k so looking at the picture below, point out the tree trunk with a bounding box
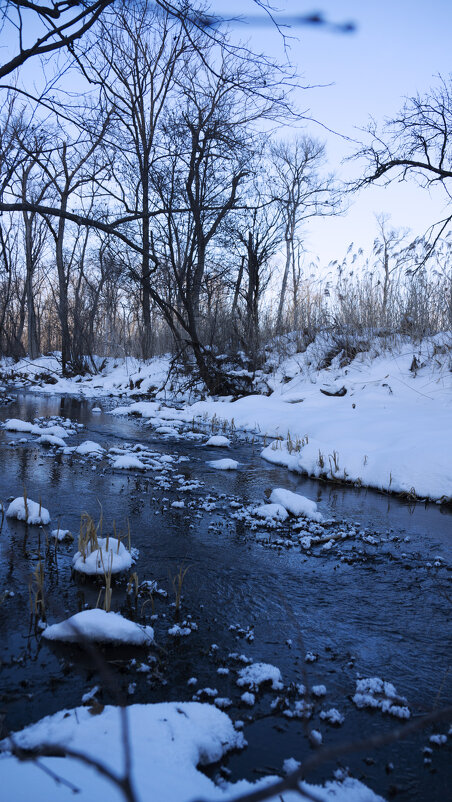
[23,212,40,359]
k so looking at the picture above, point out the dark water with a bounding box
[0,392,450,801]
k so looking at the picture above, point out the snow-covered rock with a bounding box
[204,435,230,447]
[72,536,133,575]
[237,662,283,692]
[50,528,73,542]
[112,454,146,470]
[6,497,50,525]
[74,440,104,456]
[36,434,66,447]
[42,609,154,645]
[207,458,239,470]
[254,502,289,521]
[269,488,322,522]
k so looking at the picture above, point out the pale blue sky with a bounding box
[212,0,452,267]
[4,0,451,269]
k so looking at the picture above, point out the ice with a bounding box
[72,537,134,575]
[269,488,322,521]
[6,497,50,525]
[42,609,154,645]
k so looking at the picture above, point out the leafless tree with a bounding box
[147,46,290,392]
[83,0,193,359]
[271,136,339,331]
[0,1,114,79]
[354,73,452,263]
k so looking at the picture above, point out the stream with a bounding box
[0,391,451,801]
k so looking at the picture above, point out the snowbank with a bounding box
[4,334,451,501]
[42,609,154,645]
[0,702,385,801]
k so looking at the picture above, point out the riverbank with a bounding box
[1,332,451,502]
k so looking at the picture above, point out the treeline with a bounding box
[0,1,450,392]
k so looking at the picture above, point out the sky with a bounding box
[209,0,452,269]
[3,0,451,273]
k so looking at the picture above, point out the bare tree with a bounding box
[85,1,192,359]
[148,47,289,392]
[0,1,114,79]
[231,182,283,368]
[271,136,339,331]
[354,74,452,263]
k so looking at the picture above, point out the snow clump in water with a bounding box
[7,497,50,525]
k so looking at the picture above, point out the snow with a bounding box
[6,497,50,525]
[42,609,154,645]
[112,454,146,470]
[207,458,239,470]
[168,624,192,637]
[353,677,410,719]
[104,333,449,503]
[254,502,289,521]
[237,662,283,691]
[309,729,323,746]
[72,537,134,575]
[204,435,230,447]
[50,528,72,542]
[269,488,322,521]
[0,699,386,801]
[4,335,451,503]
[320,708,344,725]
[429,733,447,745]
[4,418,39,433]
[74,440,105,456]
[35,433,66,447]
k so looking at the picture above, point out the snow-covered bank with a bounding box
[112,334,452,503]
[2,333,451,501]
[0,702,384,802]
[0,353,173,399]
